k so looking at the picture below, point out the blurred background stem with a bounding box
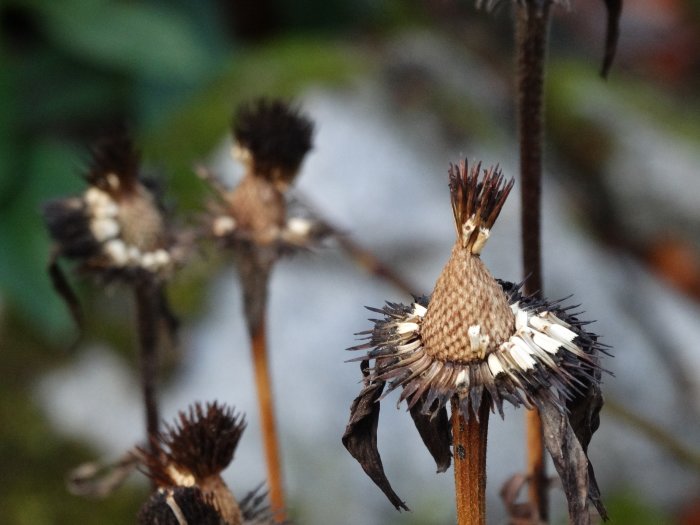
[515,1,552,521]
[134,280,161,466]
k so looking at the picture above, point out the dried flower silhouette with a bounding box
[43,131,181,288]
[42,130,183,450]
[197,97,322,522]
[139,402,281,525]
[343,160,609,524]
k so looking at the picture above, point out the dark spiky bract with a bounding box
[158,402,246,481]
[233,98,314,180]
[43,198,101,260]
[85,128,140,191]
[138,487,226,525]
[449,159,513,254]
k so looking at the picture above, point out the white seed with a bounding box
[153,249,170,267]
[510,337,536,370]
[127,245,141,263]
[471,227,490,254]
[103,239,128,266]
[548,323,577,343]
[141,251,157,270]
[412,303,428,317]
[212,216,236,236]
[396,322,419,334]
[488,353,505,377]
[455,369,469,388]
[287,217,313,237]
[532,332,562,355]
[84,187,110,208]
[515,307,529,331]
[468,325,481,351]
[91,200,119,219]
[528,315,547,332]
[90,217,120,241]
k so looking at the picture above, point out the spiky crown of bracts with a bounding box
[343,160,608,519]
[233,98,314,179]
[449,161,513,254]
[84,130,140,192]
[147,403,246,483]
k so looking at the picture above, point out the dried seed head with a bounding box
[42,131,179,281]
[344,160,609,517]
[141,403,247,525]
[232,98,314,185]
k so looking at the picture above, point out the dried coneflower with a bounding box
[343,160,609,525]
[42,130,184,450]
[139,402,282,525]
[198,98,321,521]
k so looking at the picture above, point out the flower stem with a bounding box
[250,315,286,522]
[515,1,552,521]
[451,397,490,525]
[134,281,161,464]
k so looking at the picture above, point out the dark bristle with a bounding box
[42,198,101,259]
[160,402,246,480]
[233,98,314,178]
[448,159,514,253]
[85,128,140,189]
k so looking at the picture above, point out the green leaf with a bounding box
[36,0,212,81]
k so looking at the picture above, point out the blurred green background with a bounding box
[2,1,700,524]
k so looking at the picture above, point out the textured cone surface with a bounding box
[422,245,514,363]
[227,176,285,245]
[117,186,166,250]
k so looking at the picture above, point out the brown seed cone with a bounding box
[226,175,286,246]
[116,185,167,251]
[422,245,514,363]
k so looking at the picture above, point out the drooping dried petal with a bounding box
[342,361,408,511]
[409,399,451,473]
[601,0,622,78]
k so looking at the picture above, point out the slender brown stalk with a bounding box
[134,281,161,462]
[451,397,490,525]
[250,315,286,522]
[515,1,553,521]
[293,192,417,296]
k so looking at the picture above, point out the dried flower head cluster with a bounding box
[43,132,180,282]
[344,160,608,519]
[140,402,279,525]
[204,98,327,252]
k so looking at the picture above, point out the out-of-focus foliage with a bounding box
[0,1,402,523]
